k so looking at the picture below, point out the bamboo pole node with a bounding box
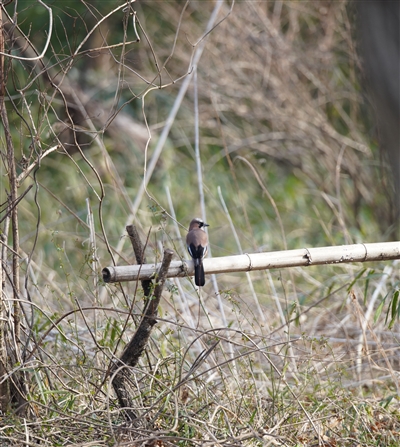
[303,247,312,265]
[244,252,252,271]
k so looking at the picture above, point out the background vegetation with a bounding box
[1,0,399,445]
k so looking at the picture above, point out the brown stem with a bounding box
[0,6,20,342]
[126,224,152,297]
[111,245,174,421]
[0,4,28,416]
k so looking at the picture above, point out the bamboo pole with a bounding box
[102,241,400,283]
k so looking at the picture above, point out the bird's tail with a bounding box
[194,260,205,287]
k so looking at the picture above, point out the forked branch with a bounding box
[109,225,174,421]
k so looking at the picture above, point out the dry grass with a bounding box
[1,1,399,446]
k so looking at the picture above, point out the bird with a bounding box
[186,217,209,287]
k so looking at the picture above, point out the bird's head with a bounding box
[189,217,209,230]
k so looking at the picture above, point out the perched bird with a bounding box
[186,217,209,287]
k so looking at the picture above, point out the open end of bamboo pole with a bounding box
[102,267,114,283]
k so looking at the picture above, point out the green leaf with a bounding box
[388,289,399,329]
[391,290,399,320]
[374,299,386,324]
[363,269,374,305]
[347,268,366,292]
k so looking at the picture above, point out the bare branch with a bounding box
[0,0,53,61]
